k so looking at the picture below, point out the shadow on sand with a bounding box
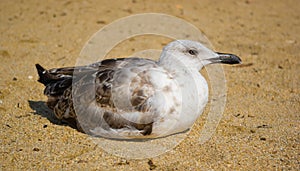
[28,100,62,125]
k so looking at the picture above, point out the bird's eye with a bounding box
[188,49,198,56]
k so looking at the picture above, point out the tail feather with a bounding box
[35,64,59,85]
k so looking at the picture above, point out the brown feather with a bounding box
[36,58,156,135]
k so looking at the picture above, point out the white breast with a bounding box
[147,68,208,137]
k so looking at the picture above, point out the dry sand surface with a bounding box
[0,0,299,170]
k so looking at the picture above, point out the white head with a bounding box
[159,40,241,70]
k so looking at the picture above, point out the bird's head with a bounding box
[159,40,241,70]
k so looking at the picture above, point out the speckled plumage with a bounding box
[36,40,241,139]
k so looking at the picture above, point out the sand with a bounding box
[0,0,299,170]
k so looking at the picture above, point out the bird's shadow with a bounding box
[28,100,63,126]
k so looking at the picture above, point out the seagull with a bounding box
[36,40,241,139]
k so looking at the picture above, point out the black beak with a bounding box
[216,52,242,64]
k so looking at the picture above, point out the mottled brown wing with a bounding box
[36,58,156,135]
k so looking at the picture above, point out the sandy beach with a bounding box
[0,0,299,170]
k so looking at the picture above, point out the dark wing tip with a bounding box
[35,63,52,85]
[35,64,46,74]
